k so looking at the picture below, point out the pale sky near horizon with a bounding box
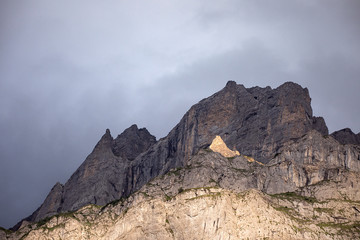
[1,0,359,228]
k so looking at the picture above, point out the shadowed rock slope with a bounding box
[10,81,359,236]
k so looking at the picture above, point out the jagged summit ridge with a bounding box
[111,124,156,160]
[61,125,156,210]
[165,80,329,164]
[331,127,360,145]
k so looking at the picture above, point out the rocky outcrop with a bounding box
[331,128,360,146]
[311,116,328,136]
[258,130,360,195]
[209,135,240,157]
[34,182,64,222]
[112,124,156,160]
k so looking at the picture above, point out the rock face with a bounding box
[259,130,360,196]
[112,124,157,160]
[331,128,360,146]
[137,131,360,201]
[164,81,328,165]
[11,81,358,235]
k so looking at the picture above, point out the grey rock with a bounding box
[331,128,360,145]
[60,129,125,212]
[311,116,328,136]
[162,81,327,165]
[33,182,64,222]
[59,125,156,212]
[112,124,156,160]
[258,130,360,195]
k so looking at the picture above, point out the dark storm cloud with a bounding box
[0,0,359,228]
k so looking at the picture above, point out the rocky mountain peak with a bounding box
[103,128,112,139]
[209,135,240,157]
[93,128,113,151]
[112,124,156,160]
[277,81,307,91]
[166,81,328,164]
[331,128,360,145]
[105,128,111,135]
[311,116,329,135]
[225,80,237,89]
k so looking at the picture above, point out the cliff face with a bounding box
[135,131,360,202]
[12,81,356,234]
[164,81,328,165]
[259,130,360,196]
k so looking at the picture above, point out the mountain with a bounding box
[331,128,360,145]
[3,81,360,239]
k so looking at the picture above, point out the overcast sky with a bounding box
[1,0,359,228]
